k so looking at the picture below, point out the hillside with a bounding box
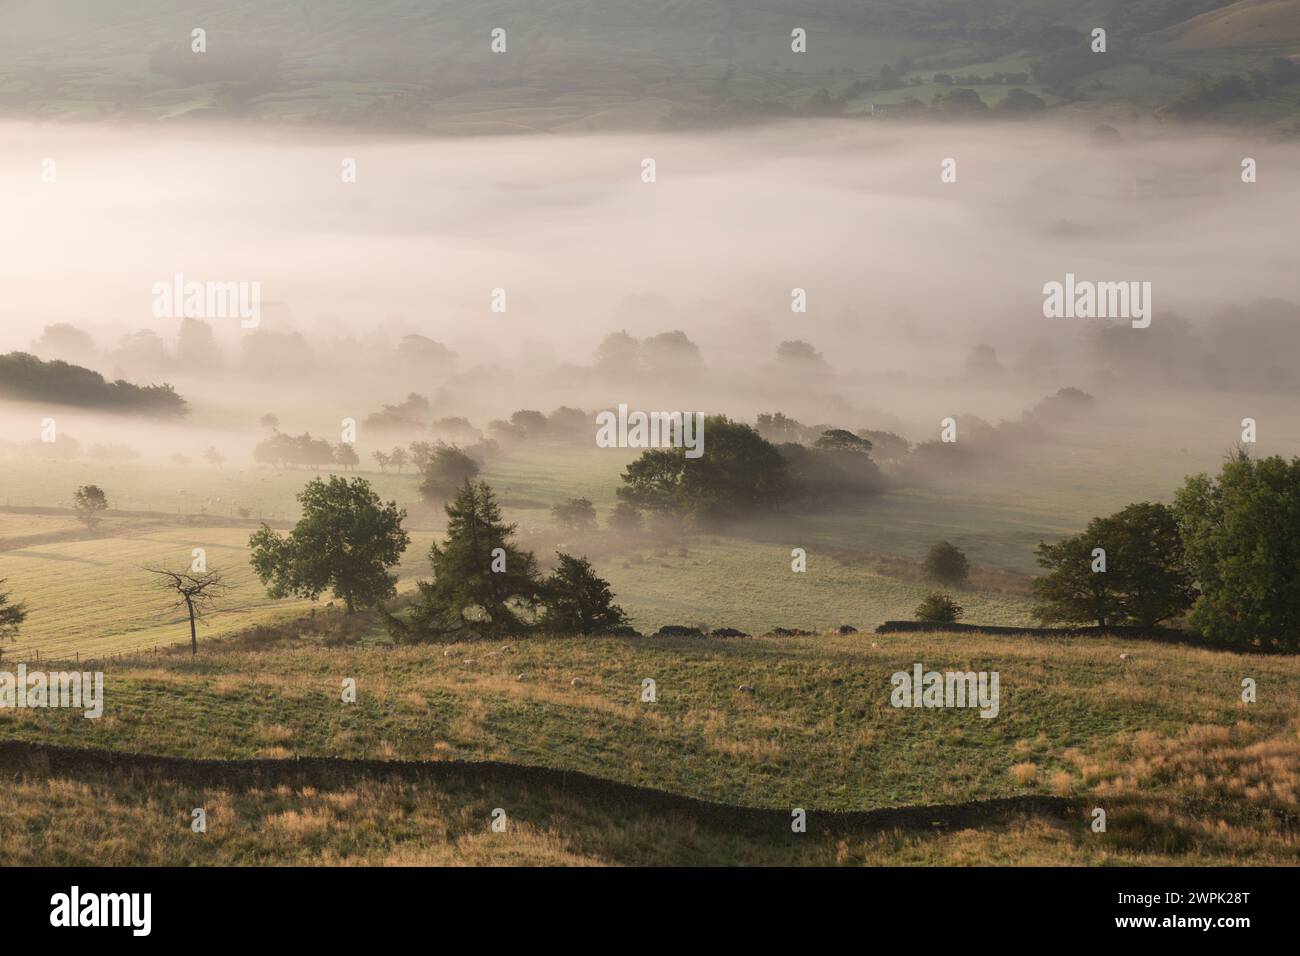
[1,0,1296,129]
[1158,0,1300,52]
[0,619,1295,864]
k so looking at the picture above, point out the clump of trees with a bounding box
[779,429,885,505]
[617,416,890,519]
[1031,455,1300,652]
[252,431,338,469]
[363,393,432,432]
[618,416,792,520]
[0,352,187,416]
[925,541,969,586]
[250,476,409,614]
[388,480,626,641]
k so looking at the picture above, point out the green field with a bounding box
[0,426,1236,657]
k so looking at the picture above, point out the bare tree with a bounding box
[144,567,228,655]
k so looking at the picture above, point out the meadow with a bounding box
[0,420,1219,657]
[0,619,1295,865]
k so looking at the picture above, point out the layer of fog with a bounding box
[2,118,1298,465]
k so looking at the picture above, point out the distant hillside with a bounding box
[1157,0,1300,51]
[0,0,1296,129]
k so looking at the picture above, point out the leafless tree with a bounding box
[143,567,228,655]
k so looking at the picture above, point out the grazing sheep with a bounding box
[739,684,755,693]
[1119,653,1131,660]
[516,673,527,682]
[571,677,583,688]
[463,658,477,665]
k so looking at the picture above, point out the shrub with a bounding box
[915,592,963,623]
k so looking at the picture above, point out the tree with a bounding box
[510,409,548,437]
[396,334,455,371]
[1174,455,1300,651]
[925,541,970,586]
[1033,502,1193,628]
[594,330,640,375]
[547,406,589,440]
[394,480,541,640]
[996,88,1046,113]
[143,567,228,655]
[72,485,108,529]
[915,592,962,624]
[540,554,628,633]
[389,446,409,474]
[1032,534,1117,627]
[0,579,28,646]
[32,323,96,363]
[607,501,644,533]
[372,450,391,473]
[260,413,280,431]
[334,442,359,471]
[202,446,225,468]
[408,440,435,471]
[933,88,987,113]
[552,497,597,532]
[814,429,873,453]
[177,317,223,369]
[418,444,480,502]
[249,476,409,614]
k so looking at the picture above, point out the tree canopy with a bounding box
[249,476,409,614]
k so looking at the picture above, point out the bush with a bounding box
[915,593,963,623]
[924,541,970,586]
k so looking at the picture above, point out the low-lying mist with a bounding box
[3,117,1298,477]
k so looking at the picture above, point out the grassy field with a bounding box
[0,619,1295,864]
[0,429,1226,656]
